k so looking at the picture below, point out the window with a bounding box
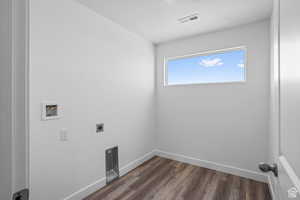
[164,47,246,86]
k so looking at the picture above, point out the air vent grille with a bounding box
[106,146,119,184]
[178,13,199,23]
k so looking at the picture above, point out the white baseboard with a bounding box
[63,150,156,200]
[119,150,156,177]
[64,149,269,200]
[155,149,268,183]
[63,177,106,200]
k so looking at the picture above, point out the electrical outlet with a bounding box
[60,128,68,141]
[96,123,104,133]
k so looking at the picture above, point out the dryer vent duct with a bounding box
[106,146,119,184]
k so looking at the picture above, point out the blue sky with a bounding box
[167,49,245,85]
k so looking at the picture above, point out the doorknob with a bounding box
[258,163,278,177]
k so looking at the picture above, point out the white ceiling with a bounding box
[76,0,273,44]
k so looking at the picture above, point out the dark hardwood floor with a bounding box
[84,156,271,200]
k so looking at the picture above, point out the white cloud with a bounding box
[199,58,223,67]
[238,63,245,68]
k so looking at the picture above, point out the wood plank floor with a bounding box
[84,156,271,200]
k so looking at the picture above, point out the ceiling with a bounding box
[76,0,273,44]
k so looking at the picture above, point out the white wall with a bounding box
[29,0,155,199]
[0,0,12,199]
[28,1,272,198]
[156,20,270,175]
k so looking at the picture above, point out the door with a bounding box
[0,0,13,199]
[272,0,300,199]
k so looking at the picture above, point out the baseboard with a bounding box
[63,150,156,200]
[119,150,156,177]
[63,177,106,200]
[64,149,268,200]
[155,149,268,183]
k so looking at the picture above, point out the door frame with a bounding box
[11,0,30,195]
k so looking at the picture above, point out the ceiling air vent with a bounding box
[178,13,199,23]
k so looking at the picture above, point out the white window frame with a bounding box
[164,46,247,87]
